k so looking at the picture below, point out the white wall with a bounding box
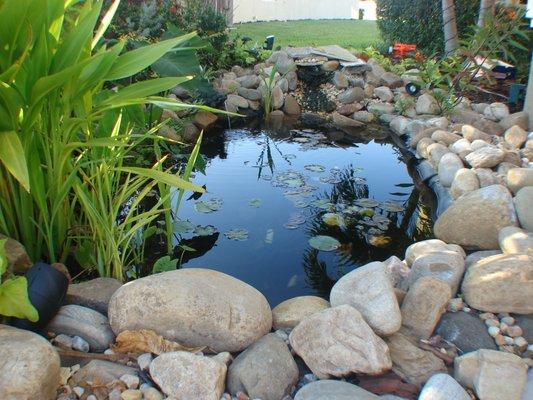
[233,0,377,24]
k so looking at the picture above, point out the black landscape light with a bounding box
[265,35,275,50]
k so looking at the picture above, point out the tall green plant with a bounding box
[0,0,212,279]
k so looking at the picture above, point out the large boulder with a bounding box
[514,186,533,231]
[149,352,226,400]
[227,333,298,400]
[454,349,527,400]
[436,312,497,353]
[289,305,391,378]
[404,239,464,267]
[461,253,533,314]
[65,277,121,315]
[272,296,329,330]
[419,374,471,400]
[450,168,480,199]
[498,226,533,256]
[401,277,451,339]
[45,304,115,352]
[465,146,505,168]
[385,332,446,388]
[294,380,379,400]
[330,261,401,336]
[108,269,272,352]
[434,185,518,250]
[0,325,60,400]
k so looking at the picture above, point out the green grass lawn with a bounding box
[231,19,380,50]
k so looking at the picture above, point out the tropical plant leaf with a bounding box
[152,256,178,274]
[0,131,30,192]
[119,167,205,193]
[0,276,39,321]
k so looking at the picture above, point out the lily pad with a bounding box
[173,220,195,234]
[367,235,392,248]
[359,208,375,218]
[355,198,379,208]
[193,225,218,236]
[249,198,262,208]
[309,235,341,252]
[195,198,222,213]
[304,164,326,173]
[380,201,405,212]
[311,199,334,210]
[322,213,345,227]
[224,229,249,241]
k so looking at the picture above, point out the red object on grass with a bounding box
[393,43,417,58]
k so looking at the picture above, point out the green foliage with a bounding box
[375,0,480,55]
[0,0,209,280]
[259,64,281,120]
[152,255,178,273]
[0,239,38,321]
[361,46,417,76]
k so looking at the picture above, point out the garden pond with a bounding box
[161,124,436,306]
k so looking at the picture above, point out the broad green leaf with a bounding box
[0,239,7,277]
[106,32,198,81]
[0,276,39,322]
[308,235,340,252]
[0,131,30,192]
[119,167,205,193]
[152,256,178,274]
[92,0,120,50]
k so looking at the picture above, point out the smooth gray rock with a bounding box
[0,325,60,400]
[419,374,471,400]
[227,333,298,400]
[498,226,533,256]
[108,268,272,353]
[338,87,364,104]
[72,360,137,385]
[506,168,533,194]
[438,153,464,187]
[515,186,533,231]
[294,380,379,400]
[436,312,497,353]
[46,305,115,352]
[65,277,121,315]
[416,93,439,115]
[465,147,505,168]
[451,168,480,199]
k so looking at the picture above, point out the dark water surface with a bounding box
[171,126,434,306]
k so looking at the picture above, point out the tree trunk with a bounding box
[442,0,459,55]
[478,0,496,27]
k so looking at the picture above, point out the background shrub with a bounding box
[375,0,481,55]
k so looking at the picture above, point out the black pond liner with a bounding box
[11,262,69,332]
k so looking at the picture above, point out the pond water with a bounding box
[169,125,435,306]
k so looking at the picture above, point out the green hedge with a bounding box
[375,0,481,55]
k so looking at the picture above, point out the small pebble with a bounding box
[495,334,506,346]
[500,322,508,332]
[503,336,514,345]
[501,316,515,325]
[524,344,533,358]
[73,386,85,397]
[485,319,499,328]
[500,345,518,354]
[220,394,232,400]
[488,326,500,337]
[447,298,463,312]
[120,374,139,389]
[53,333,74,349]
[462,306,471,313]
[506,325,523,338]
[142,387,163,400]
[514,336,528,350]
[498,312,510,319]
[480,312,495,320]
[108,389,122,400]
[140,383,153,391]
[236,392,250,400]
[87,395,97,400]
[137,353,152,371]
[104,348,116,355]
[121,389,142,400]
[71,336,90,353]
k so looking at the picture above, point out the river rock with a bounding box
[322,60,340,71]
[432,130,461,146]
[427,143,450,167]
[434,185,518,249]
[286,70,298,91]
[149,352,226,400]
[416,93,439,115]
[401,277,451,339]
[450,138,472,154]
[374,86,394,102]
[436,312,497,353]
[271,86,284,109]
[419,374,471,400]
[338,87,364,104]
[438,153,463,187]
[390,116,410,136]
[289,305,392,378]
[0,235,32,273]
[236,75,260,89]
[332,112,364,129]
[404,239,464,267]
[407,250,465,296]
[367,102,395,115]
[383,255,410,290]
[0,325,60,400]
[337,102,363,116]
[417,138,435,159]
[353,111,375,123]
[465,146,505,168]
[475,168,501,187]
[499,226,533,256]
[484,102,510,121]
[283,94,301,115]
[72,360,137,385]
[227,333,298,400]
[507,168,533,194]
[66,278,121,315]
[500,111,529,131]
[515,186,533,231]
[462,125,492,142]
[454,349,527,400]
[461,253,533,314]
[237,87,262,101]
[505,125,527,149]
[333,71,349,89]
[108,268,272,352]
[474,118,504,136]
[330,261,401,336]
[464,250,502,268]
[272,296,329,330]
[45,304,115,352]
[294,380,379,400]
[451,168,480,199]
[194,111,218,129]
[385,332,446,388]
[381,72,403,88]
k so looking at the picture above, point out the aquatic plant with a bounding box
[0,0,213,279]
